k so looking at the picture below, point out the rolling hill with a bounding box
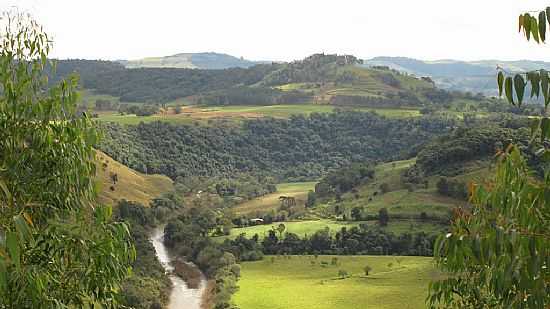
[120,52,259,69]
[96,151,173,206]
[364,56,550,95]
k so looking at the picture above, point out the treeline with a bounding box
[197,86,311,106]
[51,59,280,103]
[411,126,530,176]
[221,226,436,259]
[99,111,456,181]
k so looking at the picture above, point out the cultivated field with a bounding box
[234,255,438,309]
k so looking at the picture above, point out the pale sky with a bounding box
[2,0,550,62]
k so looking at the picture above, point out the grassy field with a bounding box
[95,104,422,125]
[233,182,317,215]
[96,151,173,206]
[222,218,445,240]
[331,158,468,219]
[234,255,438,309]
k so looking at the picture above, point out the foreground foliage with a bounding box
[429,148,549,308]
[0,13,134,308]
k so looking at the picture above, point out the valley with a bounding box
[89,54,537,309]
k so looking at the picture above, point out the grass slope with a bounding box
[234,255,438,309]
[223,219,445,240]
[96,151,173,206]
[233,182,316,215]
[332,158,471,219]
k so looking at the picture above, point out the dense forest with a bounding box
[99,111,456,181]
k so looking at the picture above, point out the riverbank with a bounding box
[150,226,207,309]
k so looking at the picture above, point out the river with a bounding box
[150,226,207,309]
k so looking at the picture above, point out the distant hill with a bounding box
[364,57,550,95]
[96,151,173,206]
[120,52,260,69]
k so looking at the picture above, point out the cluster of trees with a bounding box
[223,226,436,257]
[100,111,455,181]
[174,173,277,205]
[259,53,362,86]
[119,103,159,116]
[411,126,529,176]
[314,163,375,198]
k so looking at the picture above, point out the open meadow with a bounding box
[234,255,438,309]
[221,219,445,240]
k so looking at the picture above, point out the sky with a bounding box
[2,0,550,62]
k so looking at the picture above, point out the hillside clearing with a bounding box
[233,182,317,215]
[96,151,173,206]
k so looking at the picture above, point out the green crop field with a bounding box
[233,182,317,215]
[234,255,439,309]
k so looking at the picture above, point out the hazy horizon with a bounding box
[4,0,550,63]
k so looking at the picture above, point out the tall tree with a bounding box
[428,7,550,308]
[0,12,134,308]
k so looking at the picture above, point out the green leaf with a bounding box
[6,232,20,270]
[505,76,514,104]
[497,71,504,96]
[524,14,532,40]
[0,179,10,201]
[531,17,540,43]
[528,72,540,98]
[539,11,547,42]
[541,69,549,105]
[514,74,525,105]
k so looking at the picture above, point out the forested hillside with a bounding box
[51,54,458,107]
[99,111,455,181]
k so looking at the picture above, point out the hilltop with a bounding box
[96,151,173,206]
[120,52,260,69]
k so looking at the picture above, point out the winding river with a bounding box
[150,226,207,309]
